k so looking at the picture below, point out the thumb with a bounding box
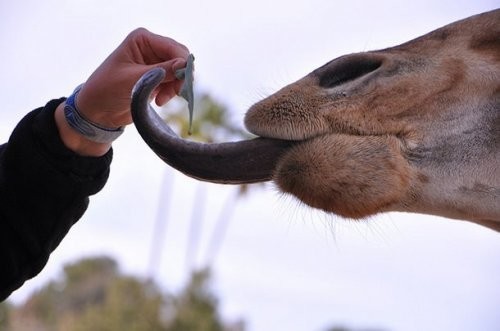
[154,80,184,106]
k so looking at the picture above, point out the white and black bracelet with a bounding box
[64,85,124,144]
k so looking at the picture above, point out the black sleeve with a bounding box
[0,99,113,301]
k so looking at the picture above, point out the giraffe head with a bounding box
[132,9,499,230]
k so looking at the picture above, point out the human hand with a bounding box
[55,28,190,156]
[77,28,190,128]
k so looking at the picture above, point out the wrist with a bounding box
[54,103,112,157]
[65,84,125,143]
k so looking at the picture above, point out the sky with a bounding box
[1,1,499,331]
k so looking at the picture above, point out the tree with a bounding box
[0,301,11,329]
[162,93,252,143]
[3,256,244,331]
[149,93,260,279]
[165,268,224,331]
[7,256,119,330]
[66,276,165,331]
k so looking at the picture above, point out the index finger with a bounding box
[142,28,190,62]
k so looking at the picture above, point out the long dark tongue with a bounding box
[131,67,296,184]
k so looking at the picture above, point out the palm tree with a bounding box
[148,92,259,280]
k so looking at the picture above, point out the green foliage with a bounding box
[12,256,119,329]
[3,256,243,331]
[67,277,165,331]
[165,268,224,331]
[163,93,252,143]
[0,301,11,329]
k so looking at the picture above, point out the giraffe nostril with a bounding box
[315,54,383,88]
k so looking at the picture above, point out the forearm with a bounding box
[0,28,190,301]
[0,99,112,300]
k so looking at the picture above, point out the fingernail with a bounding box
[173,58,186,70]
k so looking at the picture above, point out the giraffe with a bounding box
[131,9,500,231]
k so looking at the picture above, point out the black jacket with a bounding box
[0,99,112,300]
